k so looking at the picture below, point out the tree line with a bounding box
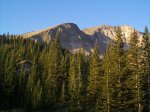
[0,27,149,112]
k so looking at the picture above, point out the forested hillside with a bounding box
[0,27,149,112]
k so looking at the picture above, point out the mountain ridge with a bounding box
[21,23,143,54]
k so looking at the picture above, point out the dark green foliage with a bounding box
[87,40,103,111]
[109,27,133,112]
[141,26,150,111]
[68,51,88,111]
[0,28,149,112]
[101,27,134,112]
[127,30,144,112]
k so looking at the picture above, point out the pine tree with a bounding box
[141,26,150,111]
[59,54,70,103]
[0,44,6,108]
[25,56,38,109]
[68,52,85,111]
[59,81,66,103]
[3,51,16,108]
[127,30,143,112]
[101,43,113,112]
[76,52,85,110]
[101,27,133,112]
[110,27,127,112]
[38,48,50,108]
[68,55,77,105]
[48,36,62,103]
[32,79,42,109]
[87,40,102,110]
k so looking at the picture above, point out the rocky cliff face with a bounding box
[22,23,143,54]
[83,25,143,43]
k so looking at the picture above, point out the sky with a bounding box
[0,0,150,34]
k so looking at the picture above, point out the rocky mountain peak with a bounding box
[22,23,80,38]
[57,23,79,29]
[21,23,143,54]
[83,25,142,43]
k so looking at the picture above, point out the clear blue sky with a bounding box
[0,0,150,34]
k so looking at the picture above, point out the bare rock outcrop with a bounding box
[21,23,143,54]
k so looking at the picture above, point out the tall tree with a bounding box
[101,43,113,112]
[68,54,76,101]
[68,54,82,111]
[32,79,42,109]
[26,56,38,109]
[109,27,130,112]
[87,40,102,110]
[127,30,143,112]
[68,51,87,111]
[141,26,150,111]
[48,36,62,103]
[59,53,70,103]
[3,50,16,108]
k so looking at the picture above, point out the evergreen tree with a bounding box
[32,79,42,109]
[76,52,85,110]
[68,55,78,108]
[48,36,62,103]
[127,30,143,112]
[68,52,86,111]
[101,43,113,112]
[59,81,66,103]
[26,56,39,109]
[59,53,70,103]
[3,51,16,108]
[101,27,133,112]
[0,29,149,112]
[141,26,150,111]
[110,27,128,112]
[87,40,102,110]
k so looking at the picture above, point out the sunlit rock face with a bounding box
[21,23,143,54]
[83,25,143,43]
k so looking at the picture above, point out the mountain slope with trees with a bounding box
[0,26,149,112]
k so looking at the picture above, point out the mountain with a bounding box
[21,23,143,54]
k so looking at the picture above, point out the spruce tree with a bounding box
[3,51,16,108]
[68,55,76,97]
[102,27,133,112]
[110,27,127,112]
[32,79,42,109]
[68,55,78,109]
[48,36,62,103]
[68,52,85,111]
[87,40,102,110]
[59,54,70,103]
[141,26,150,111]
[59,81,66,103]
[76,51,86,110]
[26,58,35,109]
[127,30,143,112]
[101,43,113,112]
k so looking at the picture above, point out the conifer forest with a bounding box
[0,27,149,112]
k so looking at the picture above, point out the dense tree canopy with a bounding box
[0,27,149,112]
